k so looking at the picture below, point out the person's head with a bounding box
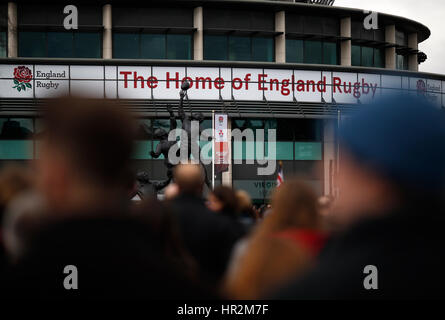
[333,95,445,227]
[191,112,204,123]
[154,128,168,140]
[173,163,205,197]
[38,96,136,212]
[258,179,319,236]
[207,186,238,218]
[236,190,255,217]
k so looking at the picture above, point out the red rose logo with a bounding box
[12,66,33,92]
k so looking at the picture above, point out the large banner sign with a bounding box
[0,64,444,107]
[214,113,229,173]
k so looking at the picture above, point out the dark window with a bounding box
[18,31,46,57]
[113,33,192,60]
[396,54,408,70]
[74,33,101,58]
[286,39,303,63]
[141,34,165,59]
[113,33,139,59]
[352,45,385,68]
[361,46,374,67]
[204,35,274,62]
[229,36,251,61]
[204,35,228,60]
[166,34,192,60]
[251,37,274,62]
[0,31,7,57]
[286,39,337,65]
[47,32,73,58]
[305,40,322,64]
[19,31,101,58]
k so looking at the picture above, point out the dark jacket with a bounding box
[275,208,445,300]
[2,213,210,300]
[170,194,246,286]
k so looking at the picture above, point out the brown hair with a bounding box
[42,96,136,188]
[258,179,320,237]
[211,186,238,218]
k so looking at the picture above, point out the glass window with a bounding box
[304,41,322,64]
[113,33,139,59]
[286,39,303,63]
[351,45,361,66]
[0,31,6,57]
[47,32,73,58]
[323,42,337,65]
[251,37,274,62]
[204,35,227,60]
[0,118,34,160]
[397,54,407,70]
[361,46,374,67]
[141,34,166,59]
[229,36,251,61]
[166,34,191,60]
[74,32,101,58]
[374,48,384,68]
[19,31,46,57]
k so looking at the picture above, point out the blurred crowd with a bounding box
[0,94,445,299]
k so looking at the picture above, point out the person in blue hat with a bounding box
[274,94,445,299]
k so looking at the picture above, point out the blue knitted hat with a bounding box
[339,94,445,192]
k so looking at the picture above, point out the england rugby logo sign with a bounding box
[12,66,33,92]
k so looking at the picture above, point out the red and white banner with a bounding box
[214,114,229,173]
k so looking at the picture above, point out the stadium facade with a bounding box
[0,0,444,203]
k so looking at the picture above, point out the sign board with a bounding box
[214,113,229,173]
[1,64,444,107]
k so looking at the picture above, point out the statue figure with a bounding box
[149,105,178,189]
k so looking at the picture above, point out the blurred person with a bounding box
[0,166,34,270]
[275,95,445,299]
[164,182,179,200]
[207,186,239,219]
[1,97,208,299]
[235,190,257,228]
[224,179,326,299]
[317,195,336,232]
[169,163,246,289]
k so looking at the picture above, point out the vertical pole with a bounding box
[212,110,215,190]
[336,109,341,198]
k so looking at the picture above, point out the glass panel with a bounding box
[396,54,405,70]
[204,35,227,60]
[229,36,251,61]
[141,34,165,59]
[252,37,274,62]
[0,141,33,160]
[18,31,46,57]
[113,33,139,59]
[361,46,374,67]
[286,39,303,63]
[304,40,322,64]
[133,140,153,160]
[0,31,6,58]
[0,118,33,138]
[265,141,294,160]
[166,34,191,60]
[47,32,73,58]
[295,142,322,160]
[374,48,384,68]
[351,45,361,66]
[74,32,101,58]
[323,42,337,65]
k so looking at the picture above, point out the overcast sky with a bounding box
[335,0,445,75]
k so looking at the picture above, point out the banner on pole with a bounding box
[214,114,229,173]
